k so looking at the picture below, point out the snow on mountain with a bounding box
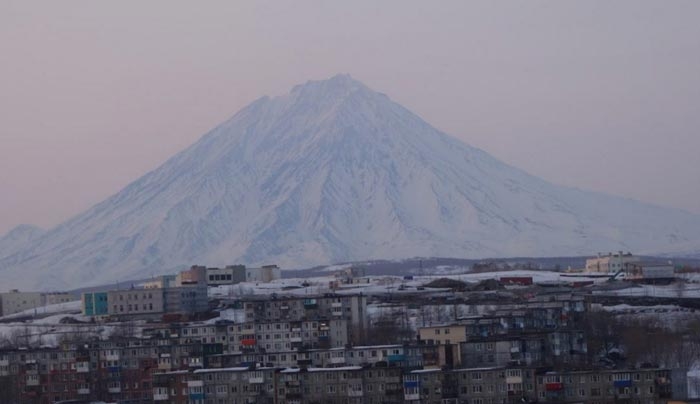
[0,224,44,260]
[2,74,700,291]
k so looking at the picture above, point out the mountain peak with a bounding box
[290,73,369,98]
[4,76,700,290]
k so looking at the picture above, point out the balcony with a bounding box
[303,299,318,309]
[241,338,256,346]
[153,392,169,401]
[329,356,346,364]
[188,358,203,368]
[76,362,90,373]
[387,354,405,363]
[249,375,264,384]
[348,389,363,397]
[405,392,420,401]
[77,388,90,395]
[545,382,563,391]
[614,380,632,388]
[108,386,121,393]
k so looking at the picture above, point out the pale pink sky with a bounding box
[1,1,699,234]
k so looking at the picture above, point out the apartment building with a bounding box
[168,317,349,354]
[237,293,368,344]
[535,368,673,404]
[0,337,678,404]
[460,330,588,368]
[194,366,277,404]
[276,366,403,404]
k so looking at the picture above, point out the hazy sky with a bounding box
[1,1,699,235]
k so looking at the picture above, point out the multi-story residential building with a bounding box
[166,317,349,354]
[194,366,277,404]
[236,293,368,344]
[277,366,404,404]
[418,324,469,346]
[460,330,587,368]
[0,336,678,404]
[404,368,446,403]
[535,368,672,404]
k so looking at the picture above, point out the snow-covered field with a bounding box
[0,300,140,347]
[594,283,700,298]
[210,269,607,299]
[0,300,82,321]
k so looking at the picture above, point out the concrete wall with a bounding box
[0,291,43,316]
[107,289,165,316]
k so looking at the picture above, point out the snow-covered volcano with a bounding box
[2,74,700,290]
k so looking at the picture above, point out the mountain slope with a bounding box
[3,74,700,290]
[0,224,44,261]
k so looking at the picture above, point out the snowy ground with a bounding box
[594,283,700,298]
[210,269,609,300]
[0,300,140,347]
[0,300,82,321]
